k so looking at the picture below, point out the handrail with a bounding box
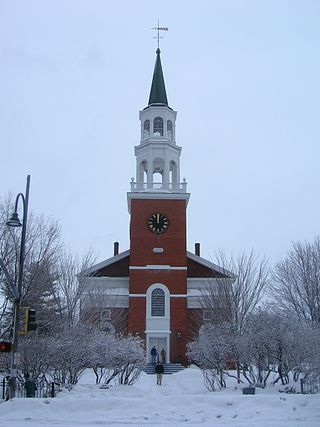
[130,181,187,193]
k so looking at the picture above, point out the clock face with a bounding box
[147,212,169,234]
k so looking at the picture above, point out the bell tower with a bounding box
[127,48,190,364]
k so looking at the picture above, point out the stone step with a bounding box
[143,363,185,375]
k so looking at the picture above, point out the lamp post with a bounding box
[6,175,30,398]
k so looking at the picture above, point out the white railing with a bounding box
[130,180,187,193]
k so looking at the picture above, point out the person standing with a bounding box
[5,376,11,401]
[160,348,166,364]
[24,373,37,398]
[151,346,157,364]
[155,362,164,385]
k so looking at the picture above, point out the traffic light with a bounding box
[0,341,12,352]
[25,308,37,332]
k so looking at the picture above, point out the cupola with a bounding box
[129,48,187,197]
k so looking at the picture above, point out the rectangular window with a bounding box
[203,309,212,321]
[100,309,111,321]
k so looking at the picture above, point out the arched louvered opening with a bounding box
[151,288,165,317]
[153,117,163,136]
[167,120,173,140]
[139,160,148,184]
[152,157,164,187]
[170,160,178,185]
[143,120,150,139]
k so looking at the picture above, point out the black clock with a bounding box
[147,212,169,234]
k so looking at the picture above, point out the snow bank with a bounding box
[1,367,319,426]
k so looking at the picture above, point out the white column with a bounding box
[147,154,153,189]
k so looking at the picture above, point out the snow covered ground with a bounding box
[1,367,320,426]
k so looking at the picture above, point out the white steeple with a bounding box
[129,48,187,196]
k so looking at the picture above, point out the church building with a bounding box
[81,48,232,365]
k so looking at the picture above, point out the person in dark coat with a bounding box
[155,362,164,385]
[160,348,166,364]
[151,346,157,364]
[5,376,12,401]
[24,373,37,398]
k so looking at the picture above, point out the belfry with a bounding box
[82,48,231,365]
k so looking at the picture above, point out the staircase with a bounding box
[143,363,185,375]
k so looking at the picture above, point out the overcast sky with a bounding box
[0,0,319,265]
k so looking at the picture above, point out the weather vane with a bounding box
[152,20,168,49]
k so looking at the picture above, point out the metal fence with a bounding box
[300,378,320,394]
[1,378,59,400]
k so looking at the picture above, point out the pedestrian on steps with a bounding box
[160,348,166,364]
[151,346,157,364]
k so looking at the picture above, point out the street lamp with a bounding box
[6,175,30,398]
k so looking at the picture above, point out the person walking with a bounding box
[151,346,157,364]
[24,373,37,398]
[5,376,11,401]
[160,348,166,364]
[155,362,164,385]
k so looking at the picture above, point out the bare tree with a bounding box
[15,325,145,387]
[80,282,129,336]
[198,250,269,383]
[201,250,270,334]
[50,249,96,328]
[187,322,235,391]
[272,237,320,324]
[0,196,62,336]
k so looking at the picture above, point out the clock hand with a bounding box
[157,213,160,223]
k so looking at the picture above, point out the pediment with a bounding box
[85,250,130,277]
[186,251,233,278]
[85,249,234,279]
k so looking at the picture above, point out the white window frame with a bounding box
[143,120,150,139]
[167,120,173,140]
[146,283,170,319]
[153,117,164,136]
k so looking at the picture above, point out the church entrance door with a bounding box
[149,337,167,363]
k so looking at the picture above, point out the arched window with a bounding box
[151,288,165,316]
[167,120,173,140]
[143,120,150,139]
[140,160,148,185]
[170,160,177,184]
[153,117,163,136]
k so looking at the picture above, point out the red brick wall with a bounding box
[130,199,187,267]
[129,197,189,363]
[128,297,146,337]
[129,270,187,294]
[170,297,188,364]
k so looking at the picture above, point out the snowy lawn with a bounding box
[1,367,320,426]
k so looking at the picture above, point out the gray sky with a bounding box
[0,0,319,264]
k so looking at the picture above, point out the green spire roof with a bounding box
[148,48,168,106]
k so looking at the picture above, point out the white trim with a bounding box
[129,293,187,298]
[146,283,170,319]
[128,192,190,201]
[145,330,171,334]
[170,294,187,297]
[187,277,235,290]
[83,250,233,278]
[129,265,187,270]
